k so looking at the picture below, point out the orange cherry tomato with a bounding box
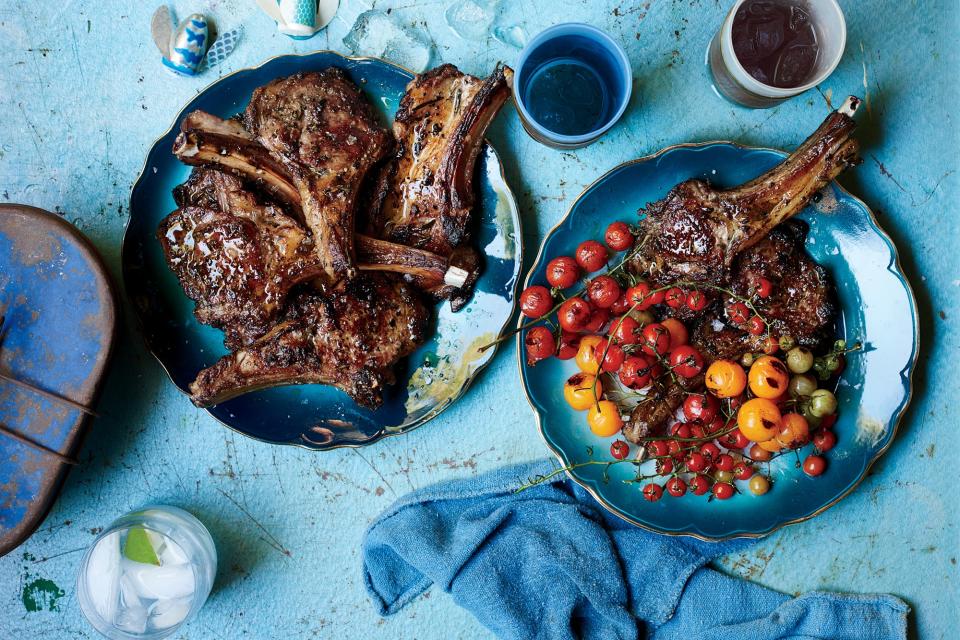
[749,442,773,461]
[775,413,811,449]
[587,400,624,437]
[660,317,689,349]
[737,398,781,442]
[563,372,602,411]
[748,356,790,399]
[756,438,783,453]
[704,359,747,398]
[575,335,604,375]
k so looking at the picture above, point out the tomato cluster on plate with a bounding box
[520,221,848,502]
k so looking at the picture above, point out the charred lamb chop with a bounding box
[621,98,860,443]
[189,273,428,409]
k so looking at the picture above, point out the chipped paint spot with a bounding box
[21,577,64,612]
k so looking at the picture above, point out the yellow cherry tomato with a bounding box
[563,373,603,411]
[737,398,782,443]
[748,356,791,399]
[587,400,623,437]
[704,359,747,398]
[775,413,810,449]
[756,438,783,453]
[575,335,604,375]
[748,475,770,495]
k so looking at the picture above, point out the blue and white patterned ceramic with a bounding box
[163,13,209,76]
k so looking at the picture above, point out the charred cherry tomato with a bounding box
[669,345,704,378]
[737,398,782,443]
[683,393,720,422]
[802,454,827,477]
[813,429,837,452]
[666,477,687,497]
[583,307,610,333]
[619,355,653,389]
[776,413,810,449]
[609,316,641,345]
[686,289,708,312]
[748,475,770,495]
[748,355,790,399]
[546,256,580,289]
[610,293,631,315]
[704,359,747,398]
[643,483,663,502]
[557,331,581,360]
[587,400,623,436]
[575,335,604,374]
[691,474,711,496]
[587,275,621,309]
[727,301,750,325]
[748,443,772,462]
[640,323,671,357]
[733,461,754,480]
[712,482,735,500]
[604,221,635,251]
[625,282,654,311]
[700,442,721,464]
[713,453,735,472]
[563,372,602,411]
[660,317,688,349]
[575,240,608,273]
[686,452,708,473]
[524,326,556,365]
[656,457,674,475]
[593,338,625,373]
[648,440,669,457]
[558,297,591,332]
[610,439,630,460]
[754,276,773,298]
[747,315,766,336]
[519,285,554,318]
[664,287,685,308]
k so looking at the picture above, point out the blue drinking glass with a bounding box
[514,23,632,149]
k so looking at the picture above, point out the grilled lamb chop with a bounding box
[242,68,394,286]
[189,273,428,409]
[173,112,473,300]
[628,96,860,288]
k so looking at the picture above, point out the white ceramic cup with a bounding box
[708,0,846,108]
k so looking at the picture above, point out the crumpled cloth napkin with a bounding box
[362,459,908,640]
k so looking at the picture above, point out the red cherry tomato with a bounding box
[583,307,610,333]
[667,439,683,459]
[747,316,766,336]
[610,439,630,460]
[803,454,827,477]
[690,474,711,496]
[670,422,692,439]
[683,393,720,422]
[666,477,687,497]
[625,282,654,310]
[619,355,653,389]
[524,326,556,364]
[546,256,580,289]
[664,287,685,308]
[656,457,674,475]
[700,442,721,464]
[727,301,750,325]
[593,338,625,373]
[575,240,608,272]
[762,336,780,355]
[733,461,754,480]
[813,430,837,453]
[660,318,688,350]
[689,423,707,439]
[557,331,581,360]
[557,298,592,332]
[686,452,708,472]
[669,345,705,378]
[519,285,553,318]
[720,428,750,449]
[640,323,670,356]
[643,483,663,502]
[713,453,735,472]
[587,276,621,309]
[604,222,635,251]
[610,293,631,315]
[686,289,708,311]
[609,316,641,345]
[648,440,669,457]
[755,276,773,298]
[820,414,838,430]
[712,482,735,500]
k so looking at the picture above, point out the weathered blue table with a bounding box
[0,1,957,638]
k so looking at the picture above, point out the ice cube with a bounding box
[123,558,196,600]
[752,16,786,58]
[789,5,810,31]
[774,43,817,87]
[148,597,192,631]
[492,24,527,48]
[445,0,497,41]
[342,10,434,73]
[84,532,122,622]
[115,600,149,635]
[157,537,190,566]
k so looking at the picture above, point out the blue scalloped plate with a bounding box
[123,52,521,450]
[518,142,918,540]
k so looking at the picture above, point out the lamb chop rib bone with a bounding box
[173,111,469,291]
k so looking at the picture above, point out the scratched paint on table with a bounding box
[0,1,957,639]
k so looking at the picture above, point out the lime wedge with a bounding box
[123,526,160,565]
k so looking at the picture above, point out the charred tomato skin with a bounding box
[575,240,609,273]
[546,256,581,289]
[604,222,635,251]
[524,326,556,364]
[557,297,592,332]
[519,285,554,318]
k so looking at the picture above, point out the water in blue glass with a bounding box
[520,34,624,137]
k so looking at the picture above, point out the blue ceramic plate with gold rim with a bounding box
[123,51,521,451]
[518,142,918,540]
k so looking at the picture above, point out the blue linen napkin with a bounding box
[362,459,908,640]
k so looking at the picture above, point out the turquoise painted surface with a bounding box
[0,1,956,639]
